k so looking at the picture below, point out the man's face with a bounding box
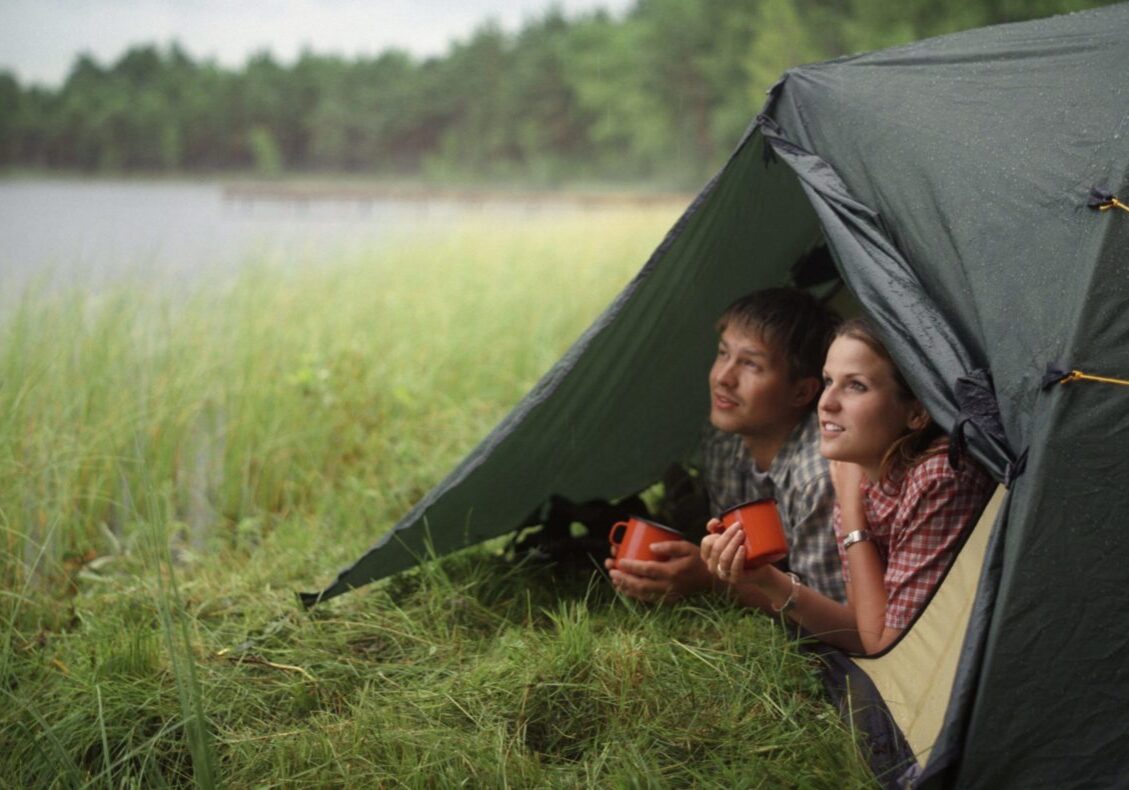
[708,326,804,438]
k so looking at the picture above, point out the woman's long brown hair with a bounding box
[834,318,945,483]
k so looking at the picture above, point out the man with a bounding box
[606,287,846,609]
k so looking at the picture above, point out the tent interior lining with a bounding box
[851,485,1005,769]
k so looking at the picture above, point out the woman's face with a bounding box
[818,335,924,479]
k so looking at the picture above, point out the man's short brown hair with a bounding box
[716,288,840,383]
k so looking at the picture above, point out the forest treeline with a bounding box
[0,0,1114,185]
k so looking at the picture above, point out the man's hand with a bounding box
[605,540,713,603]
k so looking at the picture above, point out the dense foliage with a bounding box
[0,0,1117,184]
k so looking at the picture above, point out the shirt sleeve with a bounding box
[883,465,990,630]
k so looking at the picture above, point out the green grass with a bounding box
[0,205,877,787]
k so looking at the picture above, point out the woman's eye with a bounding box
[848,381,867,392]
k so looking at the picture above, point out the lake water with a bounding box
[0,179,588,306]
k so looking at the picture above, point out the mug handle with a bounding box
[609,521,628,549]
[708,518,731,535]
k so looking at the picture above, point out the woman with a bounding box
[700,318,994,654]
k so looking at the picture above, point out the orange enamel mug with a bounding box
[709,498,788,568]
[608,516,684,569]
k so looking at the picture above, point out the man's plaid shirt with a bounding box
[699,412,845,603]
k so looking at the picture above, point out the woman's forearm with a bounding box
[844,541,891,652]
[754,566,864,653]
[839,497,895,653]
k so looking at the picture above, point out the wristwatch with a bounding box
[842,529,874,551]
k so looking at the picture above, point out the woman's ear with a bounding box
[907,402,930,431]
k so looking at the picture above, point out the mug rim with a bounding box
[719,497,777,517]
[612,515,685,538]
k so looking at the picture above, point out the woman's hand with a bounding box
[700,518,773,586]
[828,460,865,515]
[701,518,743,581]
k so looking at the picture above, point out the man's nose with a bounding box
[714,360,736,385]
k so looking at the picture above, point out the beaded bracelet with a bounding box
[772,572,801,614]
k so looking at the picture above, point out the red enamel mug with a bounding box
[608,516,684,569]
[708,498,787,568]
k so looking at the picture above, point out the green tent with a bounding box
[303,4,1129,786]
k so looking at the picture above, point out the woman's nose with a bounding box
[818,386,839,412]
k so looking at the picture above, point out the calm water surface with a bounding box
[0,179,570,305]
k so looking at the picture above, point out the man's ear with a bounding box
[792,376,822,409]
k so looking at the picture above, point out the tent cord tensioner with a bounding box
[1057,370,1129,387]
[1087,187,1129,214]
[1095,198,1129,214]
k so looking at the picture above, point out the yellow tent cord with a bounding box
[1096,197,1129,214]
[1059,369,1129,387]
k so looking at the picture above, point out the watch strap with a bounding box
[842,529,874,551]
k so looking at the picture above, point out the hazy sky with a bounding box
[0,0,634,87]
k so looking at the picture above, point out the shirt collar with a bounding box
[748,411,817,479]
